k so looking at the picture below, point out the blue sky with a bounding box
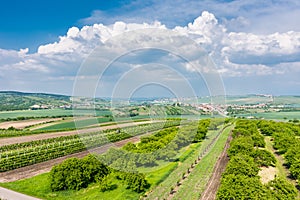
[0,0,300,96]
[0,0,129,51]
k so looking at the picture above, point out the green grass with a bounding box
[145,162,178,187]
[0,109,114,120]
[264,136,287,178]
[37,117,112,130]
[37,116,152,131]
[145,127,228,200]
[0,109,72,119]
[173,125,233,200]
[236,111,300,120]
[0,173,141,200]
[0,123,229,200]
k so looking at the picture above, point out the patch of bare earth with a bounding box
[258,166,277,184]
[0,118,62,129]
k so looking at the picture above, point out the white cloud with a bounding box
[1,11,300,95]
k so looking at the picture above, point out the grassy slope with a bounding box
[145,126,230,200]
[0,124,232,200]
[236,111,300,120]
[173,125,232,200]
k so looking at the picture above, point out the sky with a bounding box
[0,0,299,97]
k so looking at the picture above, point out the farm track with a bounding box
[145,125,232,200]
[166,127,231,200]
[0,133,146,183]
[0,120,156,147]
[199,134,232,200]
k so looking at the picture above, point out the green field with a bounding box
[0,120,216,199]
[0,143,200,200]
[37,117,112,130]
[236,111,300,120]
[0,109,113,120]
[0,172,141,200]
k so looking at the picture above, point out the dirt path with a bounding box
[0,134,146,183]
[0,120,155,147]
[199,134,232,200]
[162,126,231,200]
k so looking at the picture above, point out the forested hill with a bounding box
[0,91,71,111]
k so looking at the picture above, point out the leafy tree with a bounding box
[50,155,109,191]
[284,143,300,167]
[123,172,149,192]
[223,154,259,177]
[217,174,271,200]
[99,175,117,192]
[251,149,276,167]
[227,136,254,157]
[290,160,300,180]
[267,177,297,200]
[252,132,266,147]
[50,158,85,191]
[273,131,296,154]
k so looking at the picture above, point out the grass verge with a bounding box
[172,125,232,200]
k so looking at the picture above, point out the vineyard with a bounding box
[0,120,181,172]
[0,118,224,200]
[1,117,300,200]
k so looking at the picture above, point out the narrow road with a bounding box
[0,186,40,200]
[199,134,232,200]
[0,120,155,147]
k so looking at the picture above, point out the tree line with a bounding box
[217,120,297,200]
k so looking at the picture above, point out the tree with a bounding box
[251,149,276,167]
[50,155,109,191]
[290,160,300,180]
[123,172,149,192]
[217,174,271,200]
[227,136,254,157]
[223,154,259,177]
[267,177,297,200]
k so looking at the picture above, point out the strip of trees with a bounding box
[258,120,300,187]
[49,119,213,194]
[0,120,180,172]
[101,119,211,170]
[217,120,297,200]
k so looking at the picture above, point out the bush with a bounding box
[251,149,276,167]
[99,175,117,192]
[223,154,259,177]
[50,155,109,191]
[267,177,297,200]
[217,174,271,200]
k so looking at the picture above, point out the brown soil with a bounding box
[199,134,232,200]
[0,134,144,183]
[259,166,276,184]
[0,118,62,129]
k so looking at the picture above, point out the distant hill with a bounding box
[0,91,71,111]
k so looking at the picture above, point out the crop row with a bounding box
[0,120,181,172]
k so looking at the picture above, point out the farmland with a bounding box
[0,92,299,200]
[0,119,230,199]
[216,120,300,200]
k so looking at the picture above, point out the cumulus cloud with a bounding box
[0,11,300,94]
